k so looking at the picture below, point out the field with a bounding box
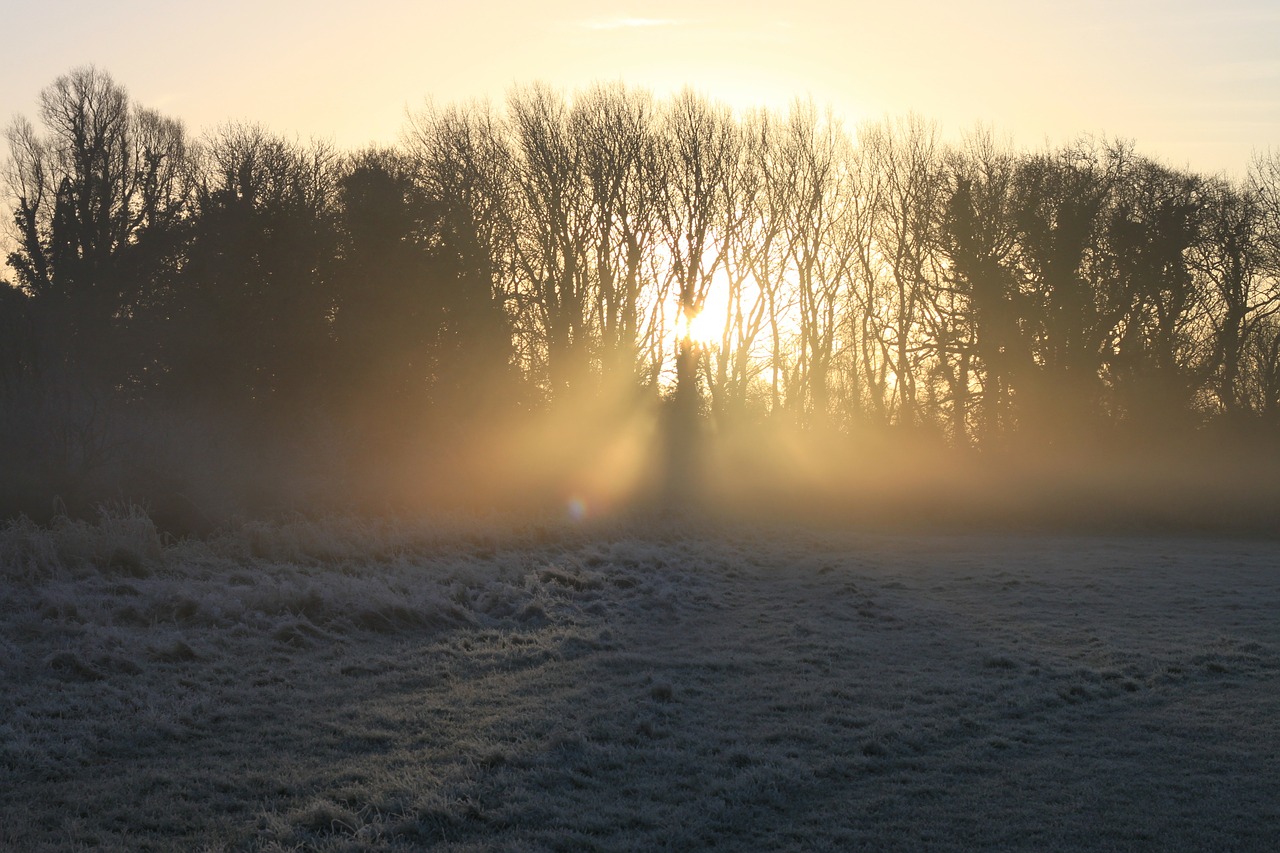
[2,509,1278,851]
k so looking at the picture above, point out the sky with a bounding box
[2,0,1279,179]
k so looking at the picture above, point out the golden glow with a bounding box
[0,2,1263,188]
[673,305,720,348]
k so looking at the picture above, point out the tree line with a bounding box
[4,67,1280,524]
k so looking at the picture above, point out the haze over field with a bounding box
[4,58,1280,527]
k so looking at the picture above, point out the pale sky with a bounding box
[2,0,1279,178]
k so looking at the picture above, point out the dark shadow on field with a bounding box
[1,602,612,849]
[747,533,1280,851]
[179,535,1280,849]
[384,532,1280,851]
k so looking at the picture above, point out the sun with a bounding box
[668,268,734,350]
[674,305,721,348]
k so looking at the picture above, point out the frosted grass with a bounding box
[1,511,1277,850]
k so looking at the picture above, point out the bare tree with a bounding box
[706,108,779,425]
[1223,149,1280,417]
[659,91,739,354]
[570,83,668,389]
[406,100,519,369]
[775,101,857,425]
[656,90,741,502]
[858,115,945,428]
[499,84,603,399]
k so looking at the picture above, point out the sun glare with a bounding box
[666,268,735,352]
[673,306,720,348]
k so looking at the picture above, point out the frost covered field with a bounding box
[2,508,1279,851]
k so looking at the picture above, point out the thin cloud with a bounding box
[582,17,683,31]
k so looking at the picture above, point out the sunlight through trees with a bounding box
[4,68,1280,523]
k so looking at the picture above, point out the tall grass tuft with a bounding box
[0,502,163,581]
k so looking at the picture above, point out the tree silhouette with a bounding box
[170,124,339,420]
[938,131,1021,444]
[5,66,190,390]
[1103,155,1206,431]
[3,67,1280,522]
[571,83,665,389]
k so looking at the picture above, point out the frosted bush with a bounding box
[86,502,163,572]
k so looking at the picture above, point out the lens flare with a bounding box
[567,495,588,522]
